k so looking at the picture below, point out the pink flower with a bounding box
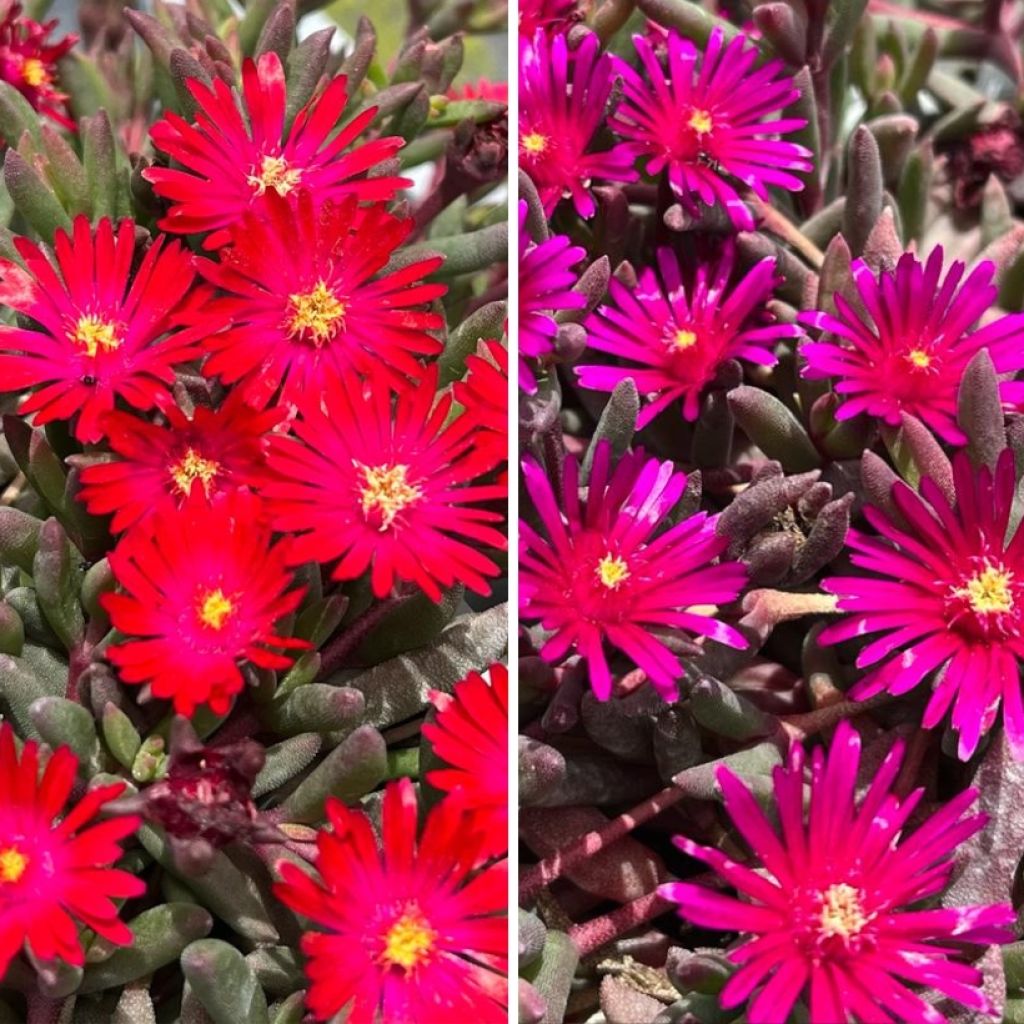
[577,243,798,425]
[274,779,507,1023]
[519,0,578,37]
[800,248,1024,444]
[520,30,637,219]
[610,28,812,230]
[518,200,585,393]
[662,721,1016,1024]
[520,442,747,700]
[821,449,1024,761]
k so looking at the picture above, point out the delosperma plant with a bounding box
[517,1,1024,1022]
[0,1,509,1021]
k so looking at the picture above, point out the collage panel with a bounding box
[0,1,509,1023]
[517,2,1024,1023]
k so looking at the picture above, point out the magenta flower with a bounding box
[520,441,747,700]
[520,30,637,219]
[800,248,1024,444]
[610,28,812,230]
[821,450,1024,761]
[519,0,578,38]
[577,244,797,426]
[518,200,586,393]
[662,721,1016,1024]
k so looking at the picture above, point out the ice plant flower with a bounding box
[610,28,812,230]
[0,1,74,131]
[800,248,1024,444]
[820,449,1024,761]
[423,663,509,860]
[519,30,637,218]
[0,217,207,443]
[199,193,445,409]
[662,721,1016,1023]
[146,52,408,247]
[0,724,144,976]
[264,366,506,602]
[453,339,508,478]
[577,244,797,425]
[77,391,283,532]
[104,492,308,717]
[275,779,508,1023]
[519,200,586,393]
[520,442,747,700]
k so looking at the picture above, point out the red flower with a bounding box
[447,79,508,103]
[0,724,143,976]
[0,217,207,443]
[453,339,508,477]
[263,366,507,602]
[104,492,308,717]
[146,52,408,247]
[423,664,509,861]
[77,391,284,533]
[198,193,446,409]
[275,779,508,1024]
[0,2,75,132]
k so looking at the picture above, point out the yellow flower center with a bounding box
[672,329,698,350]
[358,464,421,530]
[287,281,346,346]
[521,131,548,155]
[380,911,436,972]
[72,315,121,358]
[246,154,301,197]
[0,846,28,884]
[596,553,630,590]
[688,109,714,135]
[21,58,48,88]
[170,449,220,497]
[904,348,933,371]
[197,588,234,630]
[958,565,1014,615]
[818,883,870,940]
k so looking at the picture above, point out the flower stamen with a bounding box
[688,109,714,135]
[197,588,234,631]
[358,464,422,530]
[380,911,436,972]
[170,449,220,497]
[956,565,1015,615]
[596,553,630,590]
[671,328,698,351]
[818,883,871,941]
[287,281,346,346]
[246,155,301,197]
[0,846,28,884]
[72,316,120,358]
[904,348,933,371]
[521,131,548,155]
[21,58,48,88]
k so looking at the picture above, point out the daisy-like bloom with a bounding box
[447,79,509,103]
[519,200,586,393]
[663,721,1016,1023]
[0,217,207,443]
[423,663,508,861]
[0,2,75,132]
[199,192,445,409]
[519,0,578,37]
[520,30,637,219]
[146,52,408,247]
[610,28,812,230]
[820,449,1024,761]
[453,339,508,477]
[577,244,797,426]
[800,248,1024,445]
[77,391,284,533]
[104,491,308,717]
[263,366,506,602]
[520,442,747,700]
[274,779,508,1024]
[0,724,144,976]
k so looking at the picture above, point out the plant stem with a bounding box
[568,889,676,958]
[317,594,410,678]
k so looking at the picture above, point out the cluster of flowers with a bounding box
[0,7,509,1021]
[518,4,1024,1022]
